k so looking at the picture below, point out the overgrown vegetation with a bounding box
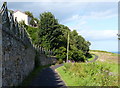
[25,25,39,45]
[86,54,95,61]
[38,12,91,62]
[56,62,118,86]
[24,11,39,27]
[21,11,91,62]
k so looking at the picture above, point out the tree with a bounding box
[72,50,85,62]
[55,47,67,60]
[38,12,62,49]
[24,11,34,18]
[37,11,91,62]
[30,18,36,26]
[34,18,39,24]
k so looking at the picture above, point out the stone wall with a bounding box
[35,46,57,66]
[0,2,35,86]
[0,20,2,88]
[38,54,57,66]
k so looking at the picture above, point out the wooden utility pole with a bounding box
[118,34,120,40]
[67,32,69,63]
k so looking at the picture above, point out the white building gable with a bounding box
[13,10,31,25]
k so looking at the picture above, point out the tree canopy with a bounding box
[24,11,91,62]
[24,11,34,18]
[37,12,91,62]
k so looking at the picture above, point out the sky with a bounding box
[0,1,118,52]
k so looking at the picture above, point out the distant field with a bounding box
[90,50,120,55]
[90,50,112,53]
[90,50,118,63]
[56,50,119,86]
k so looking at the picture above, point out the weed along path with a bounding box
[29,64,66,87]
[87,54,98,62]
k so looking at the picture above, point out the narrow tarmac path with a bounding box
[87,54,98,63]
[29,64,66,87]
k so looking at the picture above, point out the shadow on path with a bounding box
[29,64,66,87]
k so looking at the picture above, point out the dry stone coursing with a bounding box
[0,2,35,86]
[2,31,35,86]
[0,24,2,88]
[38,54,57,66]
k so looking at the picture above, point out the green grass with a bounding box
[57,66,79,86]
[86,55,95,61]
[90,50,120,56]
[18,64,50,87]
[111,53,120,56]
[90,50,113,54]
[90,50,120,57]
[56,62,118,86]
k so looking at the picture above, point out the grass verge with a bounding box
[56,62,118,86]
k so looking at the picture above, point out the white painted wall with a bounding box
[13,11,29,25]
[28,16,31,25]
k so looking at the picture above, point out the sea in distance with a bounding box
[111,51,120,54]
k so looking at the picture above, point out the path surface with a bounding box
[87,54,98,62]
[29,64,66,87]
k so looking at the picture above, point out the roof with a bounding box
[13,10,28,16]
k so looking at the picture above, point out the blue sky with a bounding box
[0,1,118,52]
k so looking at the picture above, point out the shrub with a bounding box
[86,53,92,58]
[72,50,85,62]
[55,47,66,60]
[57,58,63,64]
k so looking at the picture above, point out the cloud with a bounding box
[62,8,117,42]
[62,8,117,34]
[63,9,117,24]
[78,29,118,52]
[65,14,118,41]
[78,29,118,41]
[6,2,117,20]
[6,2,87,19]
[88,10,117,19]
